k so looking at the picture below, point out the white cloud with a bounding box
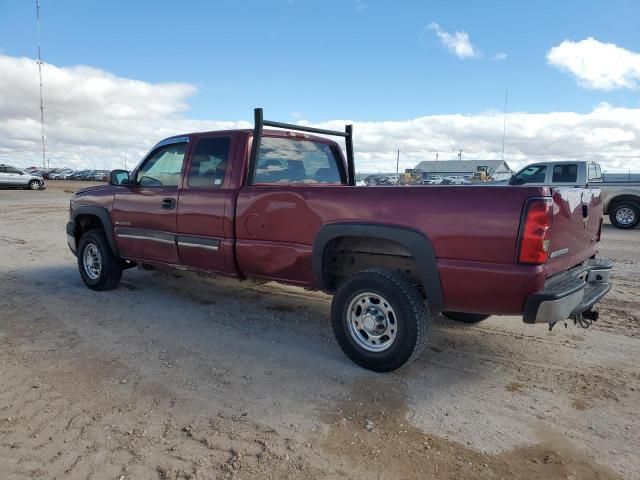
[354,0,367,12]
[547,37,640,90]
[1,55,638,174]
[491,52,507,61]
[427,22,478,59]
[0,54,249,170]
[302,104,640,173]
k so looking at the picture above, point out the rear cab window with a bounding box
[588,163,602,182]
[253,136,346,185]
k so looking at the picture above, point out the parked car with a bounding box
[440,176,466,185]
[58,170,77,180]
[92,170,110,182]
[49,168,75,180]
[509,161,640,229]
[423,175,444,185]
[66,109,612,372]
[68,170,94,180]
[0,164,45,190]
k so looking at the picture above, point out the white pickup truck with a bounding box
[510,161,640,229]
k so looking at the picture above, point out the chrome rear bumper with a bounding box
[523,258,613,324]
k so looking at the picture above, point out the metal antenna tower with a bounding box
[501,90,508,161]
[36,0,46,168]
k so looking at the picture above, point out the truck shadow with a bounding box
[8,263,534,391]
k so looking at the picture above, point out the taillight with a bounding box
[518,198,552,265]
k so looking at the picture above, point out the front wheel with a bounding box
[609,202,639,229]
[77,230,123,291]
[331,269,430,372]
[28,180,41,190]
[442,311,490,323]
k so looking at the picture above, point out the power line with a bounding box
[36,0,46,168]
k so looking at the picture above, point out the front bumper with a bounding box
[523,258,613,324]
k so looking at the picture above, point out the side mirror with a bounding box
[109,169,130,186]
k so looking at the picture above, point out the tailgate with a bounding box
[545,188,602,277]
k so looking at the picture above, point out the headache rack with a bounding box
[248,107,356,186]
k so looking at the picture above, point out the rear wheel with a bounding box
[331,268,430,372]
[77,230,122,290]
[609,202,639,229]
[442,311,490,323]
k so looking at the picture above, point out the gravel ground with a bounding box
[1,181,638,479]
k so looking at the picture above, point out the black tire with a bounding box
[609,202,640,229]
[77,230,123,291]
[28,180,40,190]
[442,311,490,323]
[331,268,430,372]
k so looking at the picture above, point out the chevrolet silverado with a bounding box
[66,109,613,371]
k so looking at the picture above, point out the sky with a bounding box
[0,0,639,172]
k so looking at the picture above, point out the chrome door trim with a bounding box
[176,235,220,251]
[115,227,176,245]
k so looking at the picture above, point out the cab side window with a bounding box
[136,143,186,187]
[552,164,577,183]
[187,137,231,187]
[253,137,345,185]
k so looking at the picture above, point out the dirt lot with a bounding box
[1,180,639,479]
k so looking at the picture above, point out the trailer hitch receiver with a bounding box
[572,308,599,328]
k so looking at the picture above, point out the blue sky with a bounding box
[0,0,639,171]
[1,0,638,123]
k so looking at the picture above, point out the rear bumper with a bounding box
[523,258,613,324]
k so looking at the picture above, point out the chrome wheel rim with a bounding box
[616,207,636,225]
[83,243,102,280]
[30,181,39,190]
[347,292,397,352]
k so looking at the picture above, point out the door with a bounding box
[0,166,24,186]
[176,134,236,274]
[0,166,10,185]
[111,139,188,265]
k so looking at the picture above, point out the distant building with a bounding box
[414,160,513,181]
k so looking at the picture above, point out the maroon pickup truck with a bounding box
[66,109,612,371]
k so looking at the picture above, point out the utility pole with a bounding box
[435,153,439,162]
[458,149,463,160]
[124,156,127,170]
[36,0,46,168]
[501,89,508,161]
[395,149,400,174]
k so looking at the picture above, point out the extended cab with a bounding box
[66,109,613,371]
[510,161,640,229]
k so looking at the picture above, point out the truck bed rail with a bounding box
[248,108,355,186]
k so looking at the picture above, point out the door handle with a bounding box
[162,198,176,209]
